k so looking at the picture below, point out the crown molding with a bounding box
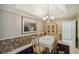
[0,6,42,21]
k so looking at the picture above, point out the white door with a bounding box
[62,20,76,47]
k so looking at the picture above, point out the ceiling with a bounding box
[0,4,79,20]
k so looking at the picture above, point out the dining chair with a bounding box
[32,36,46,54]
[52,34,58,53]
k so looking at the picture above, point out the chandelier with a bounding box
[43,4,54,22]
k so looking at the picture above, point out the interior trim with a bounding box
[7,43,33,54]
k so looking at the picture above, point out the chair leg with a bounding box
[54,45,58,54]
[46,48,49,54]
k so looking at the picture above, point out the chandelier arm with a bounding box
[43,4,54,21]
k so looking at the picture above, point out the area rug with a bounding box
[55,43,70,54]
[42,43,70,54]
[17,43,70,54]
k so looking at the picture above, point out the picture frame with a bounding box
[21,16,37,34]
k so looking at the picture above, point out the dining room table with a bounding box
[36,35,55,53]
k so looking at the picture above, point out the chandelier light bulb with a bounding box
[46,16,48,19]
[43,16,54,21]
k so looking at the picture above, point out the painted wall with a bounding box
[54,20,62,34]
[0,9,44,39]
[76,15,79,48]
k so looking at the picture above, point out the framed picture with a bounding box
[21,16,37,34]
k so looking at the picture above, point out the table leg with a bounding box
[49,47,52,54]
[46,48,51,54]
[46,48,49,54]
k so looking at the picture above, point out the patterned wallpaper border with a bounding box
[0,32,45,54]
[0,36,33,53]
